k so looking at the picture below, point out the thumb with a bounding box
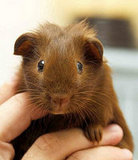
[100,124,123,146]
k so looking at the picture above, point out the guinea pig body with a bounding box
[12,22,134,160]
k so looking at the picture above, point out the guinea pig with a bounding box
[12,21,134,160]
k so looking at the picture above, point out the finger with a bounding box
[0,93,47,142]
[99,124,123,146]
[22,124,123,160]
[0,75,18,105]
[67,147,133,160]
[0,141,15,160]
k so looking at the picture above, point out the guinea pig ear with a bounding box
[14,33,36,56]
[84,38,103,64]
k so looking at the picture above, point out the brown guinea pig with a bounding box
[12,21,134,160]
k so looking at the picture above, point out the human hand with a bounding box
[0,78,47,159]
[0,79,133,160]
[22,125,132,160]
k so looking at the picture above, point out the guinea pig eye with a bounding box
[38,60,44,72]
[77,61,83,74]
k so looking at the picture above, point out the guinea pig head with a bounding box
[14,22,104,116]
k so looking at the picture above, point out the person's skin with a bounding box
[0,78,133,160]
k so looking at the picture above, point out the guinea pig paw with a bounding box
[83,124,103,143]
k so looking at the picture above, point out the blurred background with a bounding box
[0,0,138,158]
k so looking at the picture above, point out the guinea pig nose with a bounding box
[52,96,70,107]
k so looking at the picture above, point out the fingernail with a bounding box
[122,149,133,159]
[107,124,122,132]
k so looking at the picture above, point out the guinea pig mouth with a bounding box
[50,110,66,115]
[49,103,70,115]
